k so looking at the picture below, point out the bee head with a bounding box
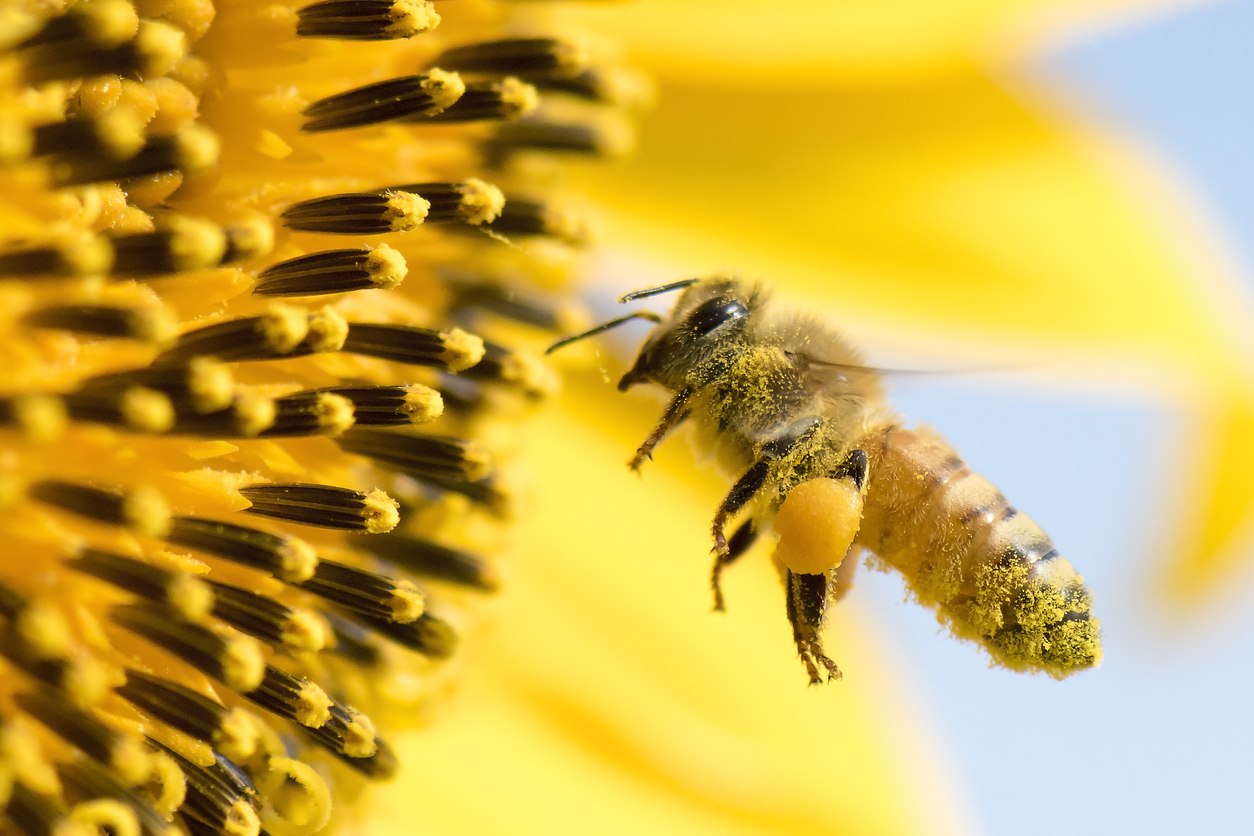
[618,276,761,392]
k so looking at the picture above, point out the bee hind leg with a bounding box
[709,460,771,611]
[786,569,841,685]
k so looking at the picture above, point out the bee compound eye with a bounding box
[686,297,747,338]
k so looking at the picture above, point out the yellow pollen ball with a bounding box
[773,478,864,575]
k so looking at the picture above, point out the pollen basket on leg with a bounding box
[1,0,643,830]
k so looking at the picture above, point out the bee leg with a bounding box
[709,460,771,610]
[628,389,692,472]
[711,520,758,612]
[786,569,841,685]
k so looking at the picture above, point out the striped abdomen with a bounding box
[855,426,1101,677]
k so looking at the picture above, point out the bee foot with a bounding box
[798,641,842,685]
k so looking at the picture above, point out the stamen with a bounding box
[27,481,173,539]
[16,0,137,51]
[346,611,457,660]
[13,689,153,787]
[253,245,406,297]
[165,517,319,583]
[0,395,68,442]
[50,126,218,188]
[445,277,583,331]
[483,197,588,244]
[403,471,510,516]
[239,483,400,533]
[3,780,89,836]
[162,751,260,836]
[459,341,556,399]
[301,70,464,132]
[407,78,537,124]
[220,216,275,265]
[77,358,235,415]
[280,191,428,234]
[260,391,355,438]
[379,179,503,224]
[301,707,396,778]
[62,386,175,433]
[296,0,440,41]
[67,549,214,621]
[305,384,443,426]
[239,666,331,729]
[22,304,178,344]
[489,116,632,158]
[0,624,109,706]
[296,559,424,623]
[534,66,652,107]
[319,610,381,666]
[115,671,259,762]
[57,759,175,836]
[204,580,328,653]
[0,584,70,659]
[0,235,114,278]
[66,798,140,836]
[18,20,185,86]
[153,305,309,365]
[336,429,492,482]
[110,605,266,693]
[433,37,585,77]
[29,109,145,163]
[354,533,500,591]
[341,323,484,371]
[168,393,277,439]
[108,216,228,275]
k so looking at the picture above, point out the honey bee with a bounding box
[551,274,1102,684]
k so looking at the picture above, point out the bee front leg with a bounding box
[629,389,692,472]
[785,569,841,685]
[710,460,771,611]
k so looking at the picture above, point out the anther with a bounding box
[355,533,499,592]
[50,125,218,188]
[152,305,309,365]
[14,689,153,787]
[204,580,328,653]
[280,191,428,234]
[0,395,67,442]
[76,358,235,414]
[337,429,492,482]
[445,277,583,331]
[260,391,355,438]
[110,604,266,693]
[0,235,114,278]
[239,483,400,533]
[301,69,464,131]
[406,78,537,123]
[239,666,331,728]
[458,340,557,399]
[221,215,275,265]
[168,393,277,439]
[296,559,424,623]
[346,611,457,660]
[379,179,503,224]
[163,751,261,836]
[115,671,259,762]
[302,708,396,778]
[0,625,109,706]
[484,197,588,244]
[165,517,319,583]
[57,759,175,836]
[22,304,177,344]
[433,37,586,77]
[296,0,440,41]
[27,481,172,539]
[302,384,443,426]
[4,780,90,836]
[62,386,175,433]
[67,549,214,621]
[253,245,406,297]
[29,109,145,163]
[18,20,185,86]
[108,216,228,275]
[341,323,484,371]
[489,116,633,159]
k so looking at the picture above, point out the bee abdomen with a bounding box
[859,426,1101,677]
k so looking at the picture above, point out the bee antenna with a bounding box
[618,278,699,303]
[546,310,664,355]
